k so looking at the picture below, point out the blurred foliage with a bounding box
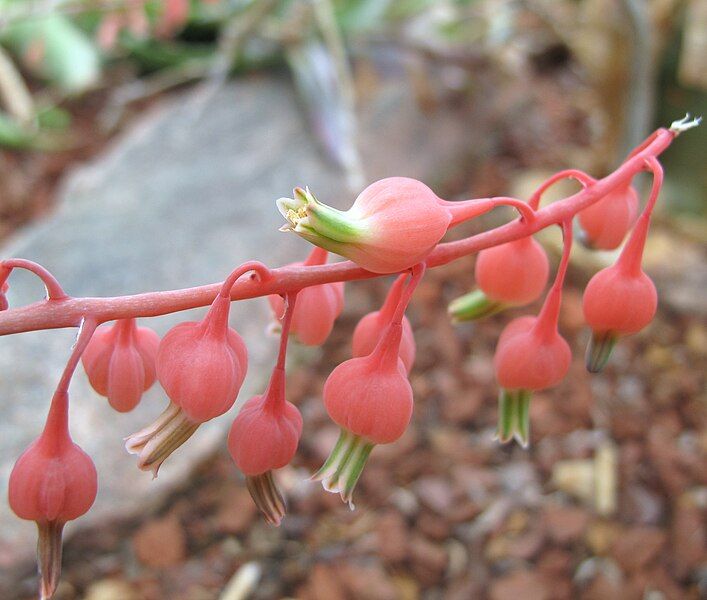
[0,0,704,213]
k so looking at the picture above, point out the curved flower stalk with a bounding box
[81,318,160,412]
[492,222,574,447]
[313,264,425,508]
[268,247,344,345]
[449,235,549,321]
[228,293,302,525]
[278,177,534,274]
[9,320,98,600]
[125,262,270,477]
[351,273,416,373]
[583,158,662,372]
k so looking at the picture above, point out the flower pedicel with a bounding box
[228,293,302,525]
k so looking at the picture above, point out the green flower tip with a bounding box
[312,430,374,510]
[448,289,505,322]
[495,388,531,448]
[586,331,617,373]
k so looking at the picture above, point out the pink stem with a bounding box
[617,156,664,277]
[378,274,408,322]
[534,221,573,342]
[41,318,97,450]
[219,261,272,298]
[391,263,426,326]
[0,259,68,301]
[275,293,296,371]
[528,169,595,210]
[444,196,535,227]
[265,292,296,412]
[303,247,329,267]
[0,128,679,337]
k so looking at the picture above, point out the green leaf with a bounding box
[1,15,100,93]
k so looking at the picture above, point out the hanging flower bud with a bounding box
[81,319,160,412]
[352,274,415,372]
[268,248,344,346]
[314,322,412,507]
[313,266,424,507]
[230,292,301,525]
[583,266,656,372]
[156,294,247,422]
[126,263,268,477]
[578,184,639,250]
[449,235,549,321]
[492,222,574,447]
[583,158,663,372]
[277,178,529,274]
[9,390,97,600]
[228,367,302,525]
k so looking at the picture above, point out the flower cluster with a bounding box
[1,117,699,598]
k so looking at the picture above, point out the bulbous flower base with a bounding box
[245,472,287,527]
[585,331,618,373]
[125,403,199,477]
[312,430,374,509]
[495,389,532,448]
[448,289,506,322]
[37,520,64,600]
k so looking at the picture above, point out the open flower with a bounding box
[277,178,453,273]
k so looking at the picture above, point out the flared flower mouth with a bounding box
[311,430,374,510]
[277,187,318,233]
[245,471,287,526]
[277,187,367,247]
[125,402,199,478]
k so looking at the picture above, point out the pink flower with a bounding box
[314,322,412,507]
[578,185,639,250]
[126,294,248,476]
[9,390,97,600]
[81,318,159,412]
[268,248,344,346]
[278,178,453,273]
[228,366,302,525]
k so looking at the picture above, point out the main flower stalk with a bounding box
[0,123,694,337]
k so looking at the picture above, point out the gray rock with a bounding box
[0,74,475,577]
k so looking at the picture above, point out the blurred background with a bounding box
[0,1,705,599]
